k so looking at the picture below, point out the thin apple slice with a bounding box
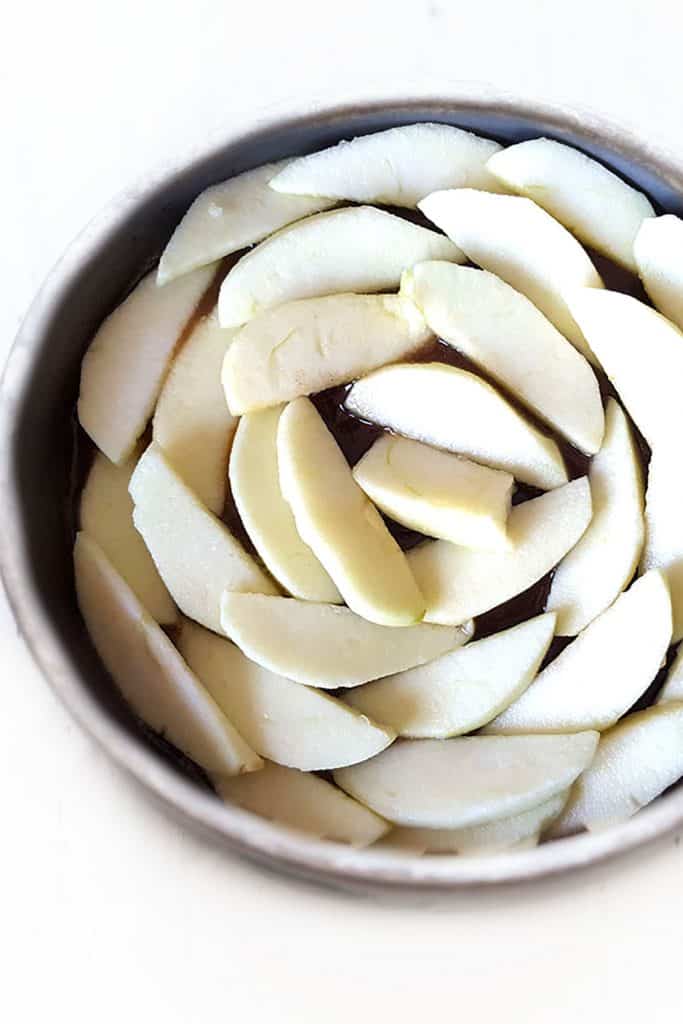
[269,123,502,206]
[157,160,335,284]
[352,434,513,550]
[152,311,237,514]
[486,571,671,734]
[657,643,683,704]
[346,613,556,738]
[401,261,604,454]
[546,399,645,635]
[551,703,683,836]
[639,448,683,641]
[220,593,472,689]
[333,732,598,829]
[407,478,592,625]
[345,363,567,490]
[229,406,340,602]
[78,264,216,464]
[633,214,683,329]
[418,189,603,362]
[487,138,654,271]
[74,533,261,775]
[222,293,432,415]
[178,619,395,770]
[129,443,277,633]
[217,206,463,326]
[277,397,424,626]
[215,761,389,846]
[79,448,176,625]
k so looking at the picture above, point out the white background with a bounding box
[4,2,683,1021]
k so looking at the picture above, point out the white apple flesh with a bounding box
[633,214,683,329]
[657,643,683,704]
[639,447,683,641]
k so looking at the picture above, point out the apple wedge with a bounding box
[657,643,683,704]
[418,189,603,362]
[277,397,424,626]
[333,731,598,829]
[633,214,683,329]
[152,311,237,514]
[639,448,683,641]
[177,620,394,770]
[229,406,341,602]
[352,434,513,550]
[269,122,502,207]
[407,477,592,625]
[486,571,671,734]
[346,613,556,738]
[345,363,568,490]
[546,399,645,635]
[129,443,277,633]
[551,703,683,836]
[217,206,463,326]
[157,160,335,284]
[401,261,604,454]
[78,264,216,464]
[487,138,654,271]
[220,592,473,689]
[74,533,261,775]
[215,761,389,847]
[222,293,432,415]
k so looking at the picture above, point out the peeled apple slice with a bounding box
[633,214,683,329]
[639,448,683,642]
[657,644,683,704]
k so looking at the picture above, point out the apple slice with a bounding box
[217,206,463,326]
[333,731,598,828]
[78,264,216,464]
[487,138,654,271]
[74,533,261,775]
[418,189,603,362]
[177,619,395,770]
[269,123,502,207]
[215,761,389,847]
[345,363,567,490]
[220,592,473,689]
[352,434,513,550]
[346,613,556,738]
[401,261,604,454]
[546,399,645,635]
[551,703,683,836]
[129,443,277,633]
[486,571,671,734]
[152,311,237,514]
[157,160,335,284]
[222,293,432,415]
[407,478,592,625]
[657,643,683,704]
[277,397,424,626]
[639,448,683,641]
[229,406,341,602]
[633,214,683,329]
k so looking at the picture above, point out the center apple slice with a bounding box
[633,214,683,330]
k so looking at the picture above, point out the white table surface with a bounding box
[4,2,683,1021]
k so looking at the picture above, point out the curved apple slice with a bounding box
[639,448,683,641]
[269,123,502,207]
[346,613,556,738]
[407,478,592,625]
[657,643,683,704]
[222,293,431,415]
[157,160,335,285]
[129,443,277,633]
[79,448,176,625]
[152,311,237,514]
[74,533,261,775]
[487,138,654,271]
[278,397,424,626]
[229,406,340,602]
[78,264,216,464]
[333,732,598,829]
[217,206,463,326]
[633,214,683,329]
[418,189,603,362]
[220,593,472,689]
[345,363,567,490]
[401,261,604,454]
[547,399,645,635]
[215,761,389,846]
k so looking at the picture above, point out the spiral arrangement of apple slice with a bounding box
[74,123,683,855]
